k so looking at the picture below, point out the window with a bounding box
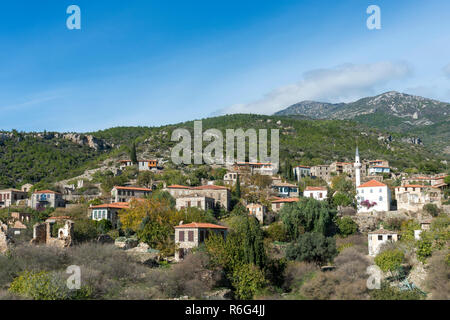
[388,235,392,240]
[378,235,383,241]
[370,189,373,193]
[188,231,194,241]
[199,230,205,242]
[179,231,185,242]
[379,188,382,193]
[379,196,383,201]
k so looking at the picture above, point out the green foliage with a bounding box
[332,192,354,207]
[416,236,433,264]
[265,222,289,242]
[336,217,358,237]
[285,232,337,265]
[231,263,267,300]
[374,249,405,272]
[370,282,423,300]
[235,174,241,199]
[94,219,113,234]
[73,219,99,243]
[151,190,176,209]
[423,204,440,217]
[129,142,138,164]
[280,198,336,240]
[400,219,421,243]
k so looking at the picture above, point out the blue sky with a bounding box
[1,0,449,132]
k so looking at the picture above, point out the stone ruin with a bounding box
[0,221,12,254]
[30,216,74,248]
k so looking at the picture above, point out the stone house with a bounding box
[30,216,74,248]
[329,162,354,176]
[356,180,391,213]
[89,202,129,228]
[174,222,228,261]
[165,185,231,211]
[271,197,299,213]
[246,203,267,224]
[30,190,65,210]
[224,172,239,186]
[111,186,152,203]
[0,189,28,208]
[368,166,390,175]
[21,183,33,193]
[175,195,215,211]
[368,226,398,256]
[395,185,442,212]
[303,186,328,201]
[310,165,331,181]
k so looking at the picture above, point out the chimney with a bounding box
[179,220,183,225]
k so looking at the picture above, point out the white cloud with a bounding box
[219,61,412,115]
[443,63,450,79]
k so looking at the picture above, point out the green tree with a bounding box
[374,249,404,272]
[285,232,337,265]
[280,198,336,240]
[336,217,358,237]
[129,142,138,164]
[231,263,267,299]
[235,174,241,199]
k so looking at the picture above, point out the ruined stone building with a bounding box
[30,216,74,248]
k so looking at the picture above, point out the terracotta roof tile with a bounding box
[357,180,387,188]
[174,222,228,229]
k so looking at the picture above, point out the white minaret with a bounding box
[354,146,361,187]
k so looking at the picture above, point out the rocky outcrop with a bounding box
[60,133,111,151]
[401,137,423,145]
[125,242,159,266]
[0,222,12,254]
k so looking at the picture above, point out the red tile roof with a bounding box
[174,222,228,229]
[271,197,299,203]
[167,185,191,189]
[34,190,61,194]
[90,202,129,209]
[295,165,311,168]
[113,186,152,192]
[192,185,228,190]
[305,186,327,191]
[357,180,387,188]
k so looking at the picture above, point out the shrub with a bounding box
[265,222,289,242]
[370,282,423,300]
[9,271,69,300]
[231,264,267,300]
[374,249,404,272]
[336,217,358,237]
[382,217,405,231]
[423,204,440,217]
[286,232,337,265]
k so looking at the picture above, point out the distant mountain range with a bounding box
[274,91,450,153]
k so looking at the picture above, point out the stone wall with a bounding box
[0,222,10,254]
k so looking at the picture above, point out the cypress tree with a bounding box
[130,142,138,164]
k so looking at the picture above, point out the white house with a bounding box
[303,186,328,201]
[368,226,398,256]
[356,180,391,213]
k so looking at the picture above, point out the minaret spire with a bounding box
[354,146,361,187]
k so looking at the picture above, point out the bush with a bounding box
[336,217,358,237]
[231,264,267,300]
[370,282,423,300]
[282,261,318,293]
[423,204,440,217]
[286,232,337,265]
[382,217,405,231]
[265,223,289,242]
[9,271,69,300]
[374,249,404,272]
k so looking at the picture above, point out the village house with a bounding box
[223,171,239,186]
[271,197,299,213]
[310,165,331,181]
[0,189,28,208]
[329,162,354,176]
[293,165,311,181]
[89,202,129,228]
[30,190,65,210]
[175,195,215,211]
[272,182,299,198]
[233,162,277,176]
[356,180,391,213]
[368,226,398,256]
[165,185,231,211]
[246,203,267,224]
[368,165,390,175]
[395,185,442,212]
[111,186,152,203]
[119,159,159,171]
[21,183,33,193]
[303,186,328,201]
[401,175,448,187]
[174,222,228,261]
[368,160,389,168]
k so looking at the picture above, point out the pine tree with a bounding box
[235,174,241,198]
[130,142,138,164]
